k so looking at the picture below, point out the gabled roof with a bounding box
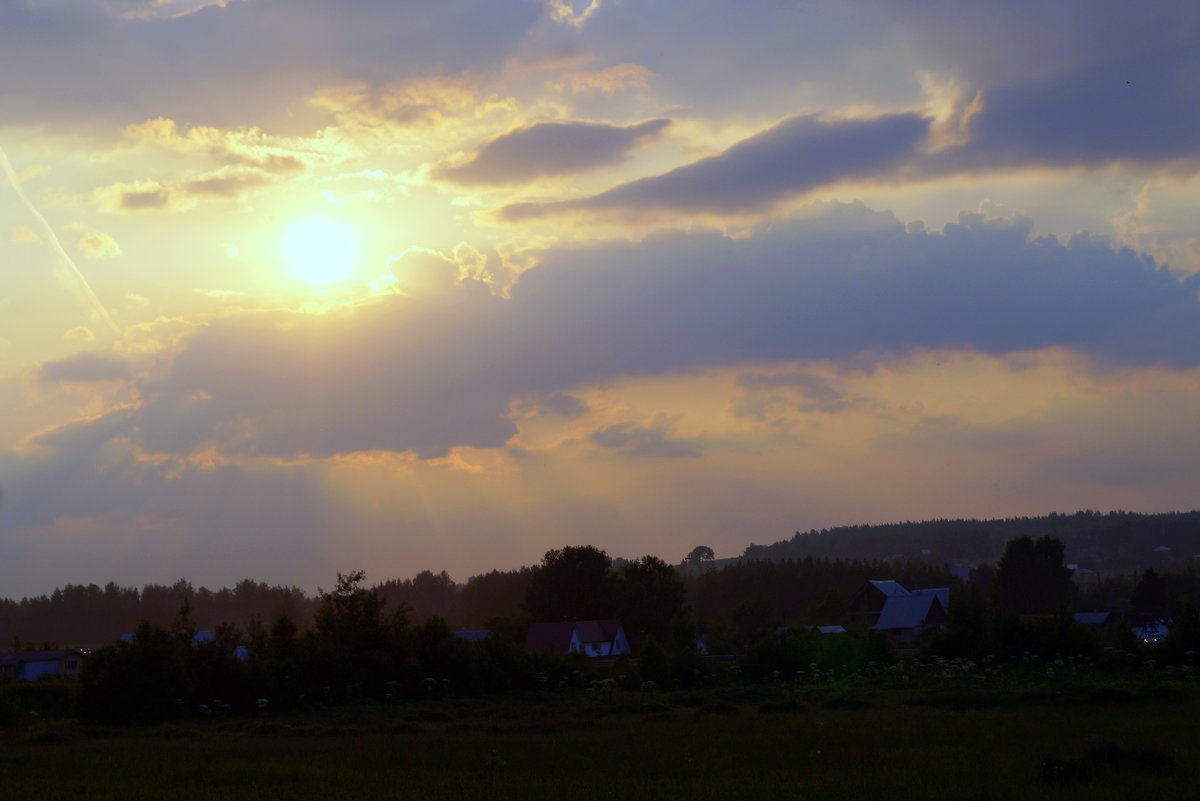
[1074,612,1113,626]
[867,580,911,597]
[575,619,622,645]
[873,594,946,630]
[524,620,625,654]
[525,622,577,654]
[911,587,950,609]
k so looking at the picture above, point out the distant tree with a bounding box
[79,619,188,724]
[1130,568,1171,620]
[459,569,532,628]
[806,589,847,626]
[524,546,616,622]
[681,546,715,566]
[616,556,687,645]
[732,598,775,648]
[992,537,1072,615]
[637,637,670,687]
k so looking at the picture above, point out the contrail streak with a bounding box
[1,143,120,334]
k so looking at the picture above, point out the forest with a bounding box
[3,509,1200,648]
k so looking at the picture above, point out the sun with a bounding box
[282,218,356,283]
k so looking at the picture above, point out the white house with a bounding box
[524,620,632,659]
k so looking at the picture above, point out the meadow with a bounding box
[3,677,1198,800]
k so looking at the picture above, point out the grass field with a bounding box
[3,684,1198,800]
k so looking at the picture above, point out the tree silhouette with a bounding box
[1131,568,1171,620]
[524,545,615,621]
[681,545,715,566]
[992,536,1072,615]
[617,555,686,645]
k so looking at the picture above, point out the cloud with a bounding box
[500,112,931,220]
[63,326,96,342]
[182,168,272,197]
[96,181,176,212]
[123,118,323,172]
[434,118,670,186]
[546,0,602,29]
[0,1,545,128]
[538,392,589,418]
[920,48,1200,174]
[35,202,1200,462]
[95,168,273,211]
[39,351,132,382]
[76,232,123,259]
[570,63,652,95]
[736,371,851,414]
[590,418,701,458]
[10,226,38,244]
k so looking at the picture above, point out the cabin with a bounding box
[0,649,88,681]
[849,580,949,644]
[524,620,631,659]
[1131,617,1170,644]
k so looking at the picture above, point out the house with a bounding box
[524,620,631,659]
[1131,618,1170,644]
[1073,611,1114,627]
[0,649,88,681]
[849,580,950,644]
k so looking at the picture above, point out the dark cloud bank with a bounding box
[434,119,671,186]
[41,203,1200,461]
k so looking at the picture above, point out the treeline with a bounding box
[5,555,950,647]
[0,580,311,648]
[743,509,1200,572]
[11,534,1200,650]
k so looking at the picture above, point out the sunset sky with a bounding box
[3,1,1199,597]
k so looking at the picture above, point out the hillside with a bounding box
[738,510,1200,573]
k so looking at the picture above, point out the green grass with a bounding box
[3,686,1198,800]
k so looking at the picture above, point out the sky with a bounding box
[2,0,1200,597]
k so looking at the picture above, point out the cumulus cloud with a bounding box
[569,63,652,95]
[96,181,176,212]
[123,117,322,172]
[500,113,930,220]
[76,232,123,259]
[590,418,702,458]
[63,326,96,342]
[434,118,670,186]
[736,371,852,414]
[96,168,272,211]
[39,351,132,382]
[35,202,1200,462]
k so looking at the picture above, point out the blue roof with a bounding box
[873,594,944,630]
[868,580,911,597]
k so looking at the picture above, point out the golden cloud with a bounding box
[570,63,653,95]
[76,232,123,259]
[123,117,329,172]
[10,226,39,244]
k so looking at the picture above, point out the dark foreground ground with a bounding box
[3,684,1198,800]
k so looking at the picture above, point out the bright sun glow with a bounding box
[283,218,356,283]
